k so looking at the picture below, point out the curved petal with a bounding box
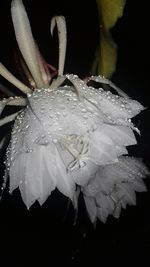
[51,16,67,75]
[11,0,45,88]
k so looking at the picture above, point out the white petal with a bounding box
[72,161,98,186]
[90,130,118,165]
[10,146,56,208]
[96,195,114,221]
[84,197,97,223]
[116,146,128,156]
[116,183,136,206]
[96,91,144,119]
[0,100,6,115]
[11,0,45,88]
[50,16,67,75]
[54,147,75,200]
[101,125,137,147]
[97,206,109,223]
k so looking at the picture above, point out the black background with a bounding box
[0,0,150,266]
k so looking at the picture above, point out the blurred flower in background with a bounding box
[93,0,126,77]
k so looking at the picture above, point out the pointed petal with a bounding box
[101,125,137,147]
[0,63,31,94]
[51,16,67,75]
[11,0,45,88]
[84,197,97,223]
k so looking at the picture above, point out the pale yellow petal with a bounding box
[96,0,126,30]
[93,0,126,77]
[97,31,117,77]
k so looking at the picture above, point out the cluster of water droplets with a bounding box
[1,74,146,211]
[4,74,144,176]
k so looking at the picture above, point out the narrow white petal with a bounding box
[84,197,97,223]
[51,16,67,75]
[97,206,109,223]
[0,63,31,94]
[0,136,6,150]
[0,112,19,127]
[11,0,45,88]
[55,146,75,199]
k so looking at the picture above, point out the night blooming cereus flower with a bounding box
[0,0,149,223]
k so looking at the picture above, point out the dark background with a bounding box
[0,0,150,266]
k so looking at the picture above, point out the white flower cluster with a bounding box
[4,75,149,220]
[0,0,149,224]
[83,156,148,223]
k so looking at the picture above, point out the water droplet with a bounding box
[49,115,53,119]
[83,114,88,119]
[63,112,67,117]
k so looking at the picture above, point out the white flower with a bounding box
[0,0,149,222]
[83,156,149,223]
[4,79,145,208]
